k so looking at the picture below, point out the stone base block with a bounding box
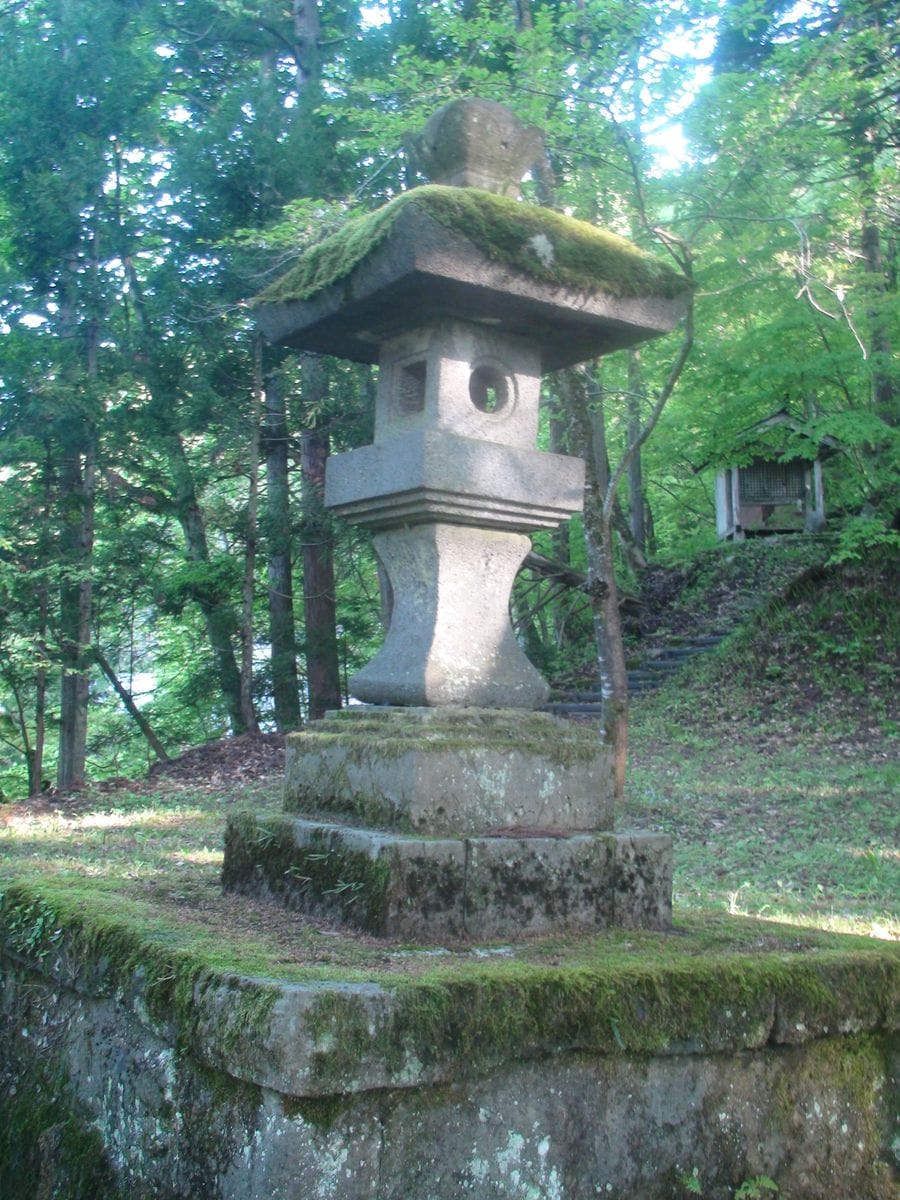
[283,706,612,836]
[223,812,672,939]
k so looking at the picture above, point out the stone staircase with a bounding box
[542,631,729,716]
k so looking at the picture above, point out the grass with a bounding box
[0,711,895,985]
[626,728,897,938]
[624,542,898,939]
[1,541,896,977]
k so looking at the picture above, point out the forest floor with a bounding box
[0,539,896,971]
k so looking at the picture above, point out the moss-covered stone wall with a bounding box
[1,885,897,1198]
[2,949,896,1199]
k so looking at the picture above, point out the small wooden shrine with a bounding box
[715,410,839,539]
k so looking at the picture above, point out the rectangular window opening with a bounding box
[396,360,426,415]
[740,459,806,504]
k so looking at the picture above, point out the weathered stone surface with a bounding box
[281,708,613,835]
[223,812,468,939]
[227,708,646,938]
[2,930,897,1199]
[256,200,690,371]
[407,98,545,197]
[372,322,543,449]
[224,810,669,940]
[350,526,550,707]
[325,430,584,532]
[613,831,674,930]
[464,833,616,936]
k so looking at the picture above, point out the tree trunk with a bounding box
[56,253,96,793]
[57,440,95,791]
[292,0,321,84]
[8,681,35,797]
[849,34,895,428]
[32,461,51,796]
[861,203,896,426]
[263,370,302,730]
[299,357,341,720]
[32,651,47,796]
[122,257,247,734]
[164,433,247,735]
[548,398,573,646]
[564,369,629,804]
[93,647,170,762]
[627,350,647,555]
[239,340,263,735]
[300,424,342,719]
[512,0,534,31]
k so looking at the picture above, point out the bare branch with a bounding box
[604,255,695,523]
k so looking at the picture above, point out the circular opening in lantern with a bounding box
[469,364,512,414]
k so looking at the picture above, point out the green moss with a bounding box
[283,755,413,830]
[0,1057,123,1200]
[203,977,280,1075]
[2,881,896,1095]
[771,1033,897,1198]
[281,1093,354,1130]
[223,813,394,932]
[0,882,194,1026]
[305,990,385,1088]
[283,712,605,830]
[190,1057,264,1112]
[289,709,603,769]
[295,940,898,1090]
[258,184,690,305]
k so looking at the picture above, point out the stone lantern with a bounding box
[223,99,692,939]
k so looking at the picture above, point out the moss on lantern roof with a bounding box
[259,185,690,306]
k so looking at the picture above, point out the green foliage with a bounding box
[0,893,63,961]
[734,1178,778,1199]
[827,516,900,565]
[158,558,243,616]
[674,1169,779,1198]
[0,0,895,785]
[676,1166,704,1195]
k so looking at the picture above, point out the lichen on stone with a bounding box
[257,184,691,306]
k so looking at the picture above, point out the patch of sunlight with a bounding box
[2,857,119,878]
[845,846,900,861]
[78,808,209,830]
[165,847,222,865]
[1,808,213,843]
[744,908,898,941]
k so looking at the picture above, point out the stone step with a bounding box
[654,645,711,660]
[541,702,605,715]
[549,626,733,705]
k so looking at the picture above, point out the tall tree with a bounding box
[0,0,161,787]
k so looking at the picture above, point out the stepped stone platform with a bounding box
[224,708,671,940]
[1,889,896,1199]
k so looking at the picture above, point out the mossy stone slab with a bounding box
[281,707,613,836]
[223,811,467,938]
[222,811,671,940]
[256,188,691,370]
